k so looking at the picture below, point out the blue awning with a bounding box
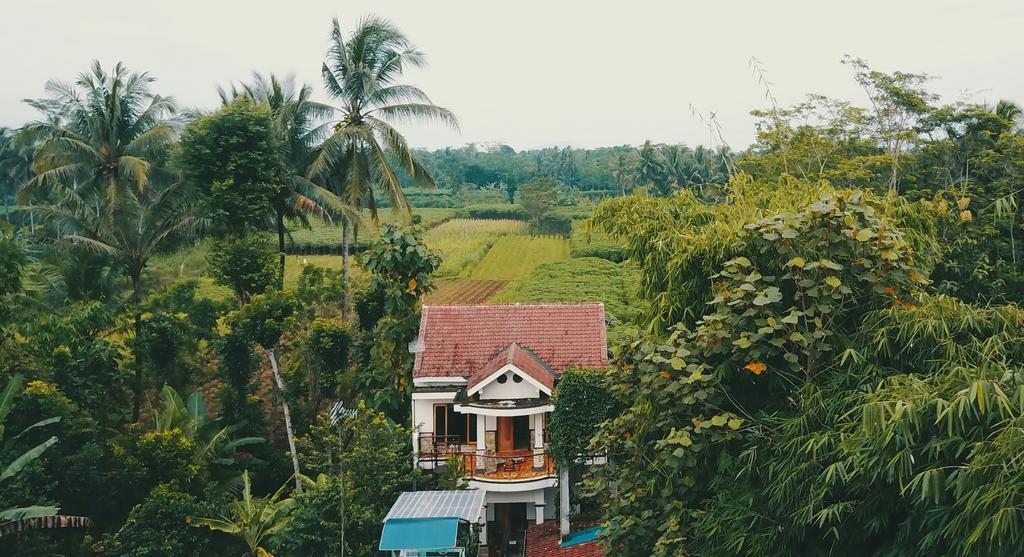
[379,517,460,551]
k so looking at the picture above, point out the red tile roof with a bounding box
[525,521,603,557]
[466,342,557,392]
[413,304,608,380]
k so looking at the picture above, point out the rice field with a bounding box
[423,219,527,277]
[468,236,570,281]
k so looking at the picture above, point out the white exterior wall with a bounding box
[479,370,541,400]
[483,488,557,522]
[411,392,456,455]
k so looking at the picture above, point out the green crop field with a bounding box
[423,218,527,277]
[468,235,570,281]
[492,256,643,341]
[286,207,456,251]
[570,219,626,262]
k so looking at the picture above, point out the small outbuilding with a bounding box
[379,490,487,556]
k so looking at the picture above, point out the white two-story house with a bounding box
[409,303,608,554]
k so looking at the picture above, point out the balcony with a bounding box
[418,435,556,482]
[465,450,556,481]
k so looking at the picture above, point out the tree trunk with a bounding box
[130,271,143,422]
[338,423,347,557]
[277,210,286,290]
[266,346,303,493]
[341,220,351,321]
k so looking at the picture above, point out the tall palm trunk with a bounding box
[265,346,303,493]
[341,219,351,320]
[130,270,144,422]
[276,209,286,290]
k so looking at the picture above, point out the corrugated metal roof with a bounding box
[384,490,486,523]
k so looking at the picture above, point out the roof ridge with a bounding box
[506,341,518,364]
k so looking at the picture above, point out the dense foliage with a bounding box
[584,61,1024,557]
[2,12,1023,557]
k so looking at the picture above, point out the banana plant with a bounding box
[152,385,264,479]
[192,470,309,556]
[0,374,60,522]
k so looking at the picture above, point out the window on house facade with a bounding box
[433,403,477,444]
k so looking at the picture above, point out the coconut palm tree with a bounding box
[633,140,669,195]
[609,152,635,196]
[18,61,179,222]
[17,61,191,421]
[310,16,458,317]
[218,74,356,287]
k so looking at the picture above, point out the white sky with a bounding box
[2,0,1022,150]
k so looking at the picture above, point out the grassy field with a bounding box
[423,219,527,278]
[469,236,570,281]
[287,207,456,252]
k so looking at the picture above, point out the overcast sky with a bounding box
[2,1,1022,150]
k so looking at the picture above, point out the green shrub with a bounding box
[376,187,456,208]
[208,234,276,305]
[458,186,509,206]
[456,203,528,220]
[534,212,572,235]
[570,220,626,262]
[101,483,229,557]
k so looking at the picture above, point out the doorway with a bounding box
[496,416,532,454]
[490,503,527,557]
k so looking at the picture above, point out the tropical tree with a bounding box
[229,291,304,491]
[310,16,458,317]
[609,152,635,196]
[0,375,61,523]
[151,386,263,478]
[358,226,439,421]
[218,74,355,286]
[18,61,179,223]
[192,470,301,557]
[633,140,669,195]
[0,127,34,205]
[30,178,197,420]
[17,61,189,421]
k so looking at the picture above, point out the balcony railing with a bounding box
[464,450,555,481]
[418,435,556,481]
[418,434,470,461]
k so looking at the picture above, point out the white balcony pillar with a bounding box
[534,490,546,525]
[533,413,546,469]
[475,413,486,471]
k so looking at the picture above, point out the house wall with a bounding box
[411,391,457,436]
[479,369,541,400]
[484,488,557,521]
